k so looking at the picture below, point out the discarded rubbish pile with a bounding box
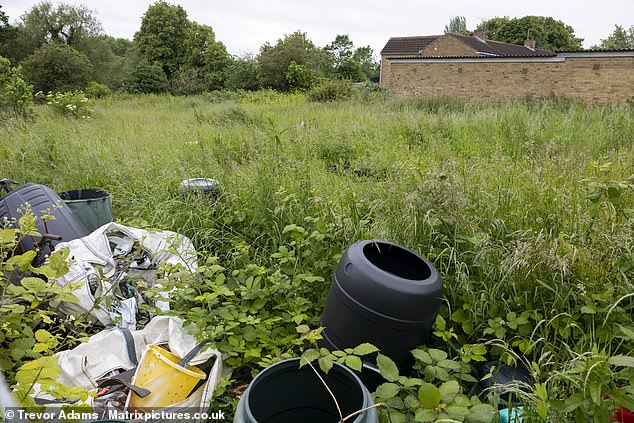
[29,316,223,422]
[51,222,197,329]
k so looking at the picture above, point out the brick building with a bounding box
[380,32,634,102]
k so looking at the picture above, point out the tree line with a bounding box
[0,2,631,97]
[0,1,379,95]
[445,15,634,52]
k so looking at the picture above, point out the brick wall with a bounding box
[382,55,634,103]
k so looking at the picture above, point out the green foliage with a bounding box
[478,16,583,51]
[1,96,632,421]
[0,5,17,55]
[592,25,634,50]
[20,44,92,93]
[182,21,230,90]
[258,31,328,91]
[445,16,472,36]
[324,34,377,81]
[128,62,169,94]
[7,2,102,61]
[85,81,111,98]
[134,1,190,79]
[373,351,497,422]
[285,61,317,92]
[0,213,86,400]
[46,90,91,118]
[0,56,33,118]
[224,56,262,91]
[307,78,354,102]
[170,67,207,95]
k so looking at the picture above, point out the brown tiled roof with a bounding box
[451,34,555,57]
[381,33,556,57]
[380,35,441,55]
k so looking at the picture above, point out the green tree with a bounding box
[134,1,190,79]
[20,43,92,92]
[0,57,33,118]
[0,5,18,56]
[258,31,327,91]
[478,16,583,51]
[592,25,634,50]
[324,34,377,81]
[224,55,262,91]
[8,2,102,61]
[445,16,471,36]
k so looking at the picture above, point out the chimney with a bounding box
[474,29,486,40]
[524,39,536,50]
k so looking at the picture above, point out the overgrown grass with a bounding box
[2,93,633,421]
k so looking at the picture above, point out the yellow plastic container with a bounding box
[126,345,206,410]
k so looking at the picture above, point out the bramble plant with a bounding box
[1,211,91,407]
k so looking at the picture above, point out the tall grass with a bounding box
[2,94,632,419]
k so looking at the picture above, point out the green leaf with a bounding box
[439,380,461,403]
[428,348,448,362]
[300,348,320,365]
[34,329,52,343]
[21,277,48,292]
[345,355,362,371]
[295,324,310,334]
[608,355,634,368]
[467,403,496,423]
[377,353,399,382]
[375,382,401,399]
[8,250,37,271]
[608,388,634,411]
[560,393,586,413]
[418,382,441,409]
[588,382,601,405]
[318,357,333,374]
[414,408,437,422]
[411,349,432,364]
[352,343,379,356]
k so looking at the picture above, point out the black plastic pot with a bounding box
[234,358,378,423]
[320,240,443,368]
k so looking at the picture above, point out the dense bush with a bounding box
[307,78,354,102]
[20,44,92,93]
[85,81,111,98]
[127,62,169,94]
[170,67,207,95]
[224,57,262,91]
[0,56,33,118]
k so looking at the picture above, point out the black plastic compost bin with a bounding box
[320,240,443,368]
[234,358,378,423]
[0,183,90,259]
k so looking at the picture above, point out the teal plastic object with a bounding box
[234,358,378,423]
[59,189,113,232]
[498,406,524,423]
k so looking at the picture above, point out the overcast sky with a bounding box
[2,0,633,56]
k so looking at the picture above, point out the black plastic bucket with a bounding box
[320,240,443,368]
[234,358,378,423]
[59,189,112,232]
